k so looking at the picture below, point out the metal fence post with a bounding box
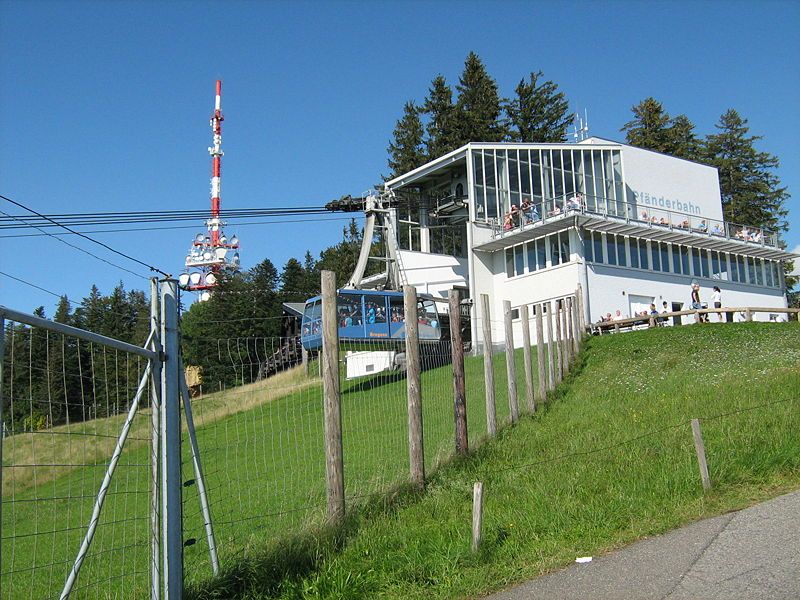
[480,294,497,436]
[149,279,162,600]
[160,279,183,600]
[403,285,425,490]
[450,290,468,455]
[503,301,519,423]
[321,271,345,523]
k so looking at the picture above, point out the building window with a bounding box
[699,249,710,278]
[583,231,594,263]
[593,231,604,264]
[515,245,525,276]
[537,238,547,270]
[651,242,661,272]
[397,201,421,251]
[616,235,627,267]
[672,245,683,275]
[765,260,774,287]
[551,234,562,266]
[505,248,514,278]
[559,231,571,264]
[606,234,617,266]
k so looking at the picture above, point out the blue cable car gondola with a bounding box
[301,289,442,351]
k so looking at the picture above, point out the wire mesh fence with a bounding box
[1,312,155,599]
[180,336,327,588]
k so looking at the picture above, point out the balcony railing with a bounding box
[490,192,780,248]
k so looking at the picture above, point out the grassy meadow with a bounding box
[2,322,799,599]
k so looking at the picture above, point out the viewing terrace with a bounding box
[474,192,790,261]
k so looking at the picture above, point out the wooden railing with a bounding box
[591,306,799,333]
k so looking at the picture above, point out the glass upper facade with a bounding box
[472,147,625,222]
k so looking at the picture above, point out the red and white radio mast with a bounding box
[180,80,240,300]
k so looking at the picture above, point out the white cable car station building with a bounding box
[382,138,795,347]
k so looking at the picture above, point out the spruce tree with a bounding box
[621,97,673,153]
[667,114,701,161]
[703,109,788,233]
[505,71,571,143]
[387,100,426,178]
[454,52,505,144]
[422,75,457,158]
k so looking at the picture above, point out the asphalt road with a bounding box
[485,489,800,600]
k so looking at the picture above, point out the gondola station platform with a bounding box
[379,138,795,349]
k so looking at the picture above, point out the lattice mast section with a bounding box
[181,80,240,300]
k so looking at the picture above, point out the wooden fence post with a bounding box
[554,301,563,384]
[450,290,468,455]
[691,418,712,491]
[576,282,586,337]
[535,304,546,406]
[503,301,519,424]
[321,270,345,523]
[745,308,752,322]
[471,482,484,553]
[520,304,535,413]
[563,298,573,369]
[404,285,425,490]
[546,301,556,391]
[571,293,580,355]
[480,294,497,437]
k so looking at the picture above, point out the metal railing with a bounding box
[490,192,780,249]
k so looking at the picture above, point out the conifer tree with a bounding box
[505,71,571,143]
[621,97,673,153]
[422,75,457,159]
[668,114,701,161]
[454,52,505,144]
[387,100,426,178]
[703,109,788,233]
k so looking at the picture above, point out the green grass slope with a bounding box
[189,322,800,600]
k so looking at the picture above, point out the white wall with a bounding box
[398,250,468,300]
[586,263,787,323]
[620,144,724,221]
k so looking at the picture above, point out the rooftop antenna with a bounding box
[179,80,241,301]
[572,109,590,142]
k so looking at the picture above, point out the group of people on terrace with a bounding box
[502,193,584,231]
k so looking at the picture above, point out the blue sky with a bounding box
[2,0,798,314]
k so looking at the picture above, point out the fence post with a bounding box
[745,308,752,322]
[159,279,183,600]
[554,301,563,384]
[149,279,162,600]
[503,301,519,424]
[571,293,580,355]
[321,271,345,523]
[576,282,586,337]
[546,301,556,391]
[450,290,468,455]
[563,298,573,369]
[403,285,425,490]
[691,418,712,491]
[519,304,535,413]
[480,294,497,437]
[471,482,484,552]
[535,304,546,406]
